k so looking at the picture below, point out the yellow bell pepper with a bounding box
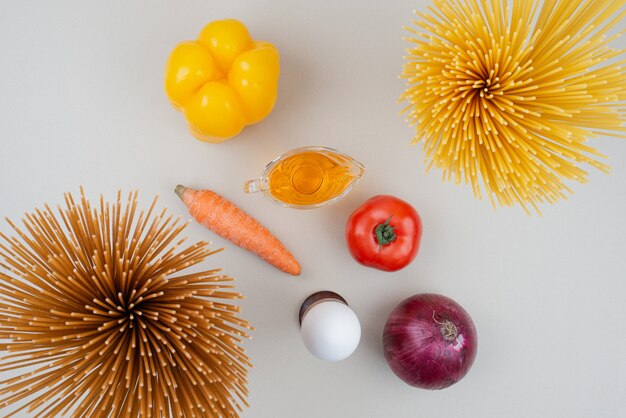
[165,19,280,142]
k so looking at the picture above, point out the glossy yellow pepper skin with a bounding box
[165,19,280,142]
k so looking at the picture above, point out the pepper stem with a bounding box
[374,216,397,251]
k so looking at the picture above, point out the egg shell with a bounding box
[300,301,361,361]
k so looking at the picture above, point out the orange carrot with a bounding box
[175,185,301,276]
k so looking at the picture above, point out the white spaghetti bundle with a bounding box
[401,0,626,212]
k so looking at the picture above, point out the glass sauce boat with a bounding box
[244,146,365,209]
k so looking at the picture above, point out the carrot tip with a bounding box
[174,185,187,199]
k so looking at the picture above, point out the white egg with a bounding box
[300,300,361,361]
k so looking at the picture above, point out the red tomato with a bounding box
[345,195,422,272]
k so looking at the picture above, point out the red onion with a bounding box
[383,293,477,389]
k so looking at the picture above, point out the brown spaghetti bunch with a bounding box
[401,0,626,212]
[0,190,252,417]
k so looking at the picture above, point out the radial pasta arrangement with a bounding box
[0,190,252,417]
[401,0,626,212]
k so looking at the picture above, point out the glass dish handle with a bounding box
[244,179,268,194]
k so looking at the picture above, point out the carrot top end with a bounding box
[174,185,188,199]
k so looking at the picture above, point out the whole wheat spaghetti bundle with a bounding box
[0,189,252,417]
[401,0,626,212]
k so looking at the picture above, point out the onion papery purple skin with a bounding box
[383,293,477,389]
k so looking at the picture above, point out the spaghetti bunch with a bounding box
[401,0,626,212]
[0,190,252,417]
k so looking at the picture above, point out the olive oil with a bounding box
[245,146,365,208]
[267,150,360,206]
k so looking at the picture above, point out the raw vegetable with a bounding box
[175,185,301,275]
[165,19,280,142]
[383,293,477,389]
[345,195,422,271]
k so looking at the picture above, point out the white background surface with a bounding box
[1,1,625,417]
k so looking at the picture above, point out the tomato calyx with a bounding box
[374,216,397,251]
[345,195,422,272]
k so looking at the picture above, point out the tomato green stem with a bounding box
[375,216,397,251]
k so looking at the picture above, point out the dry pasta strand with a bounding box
[0,189,252,417]
[401,0,626,213]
